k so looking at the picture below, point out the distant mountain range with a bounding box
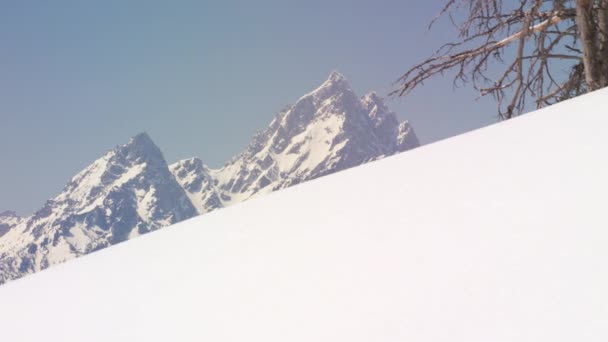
[0,72,419,285]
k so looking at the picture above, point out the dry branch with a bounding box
[392,0,602,119]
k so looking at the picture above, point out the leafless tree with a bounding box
[392,0,608,119]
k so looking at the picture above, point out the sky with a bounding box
[0,0,497,215]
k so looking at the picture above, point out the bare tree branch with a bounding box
[392,0,607,119]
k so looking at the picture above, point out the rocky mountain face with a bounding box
[0,133,197,284]
[0,72,419,285]
[171,72,419,214]
[0,211,22,238]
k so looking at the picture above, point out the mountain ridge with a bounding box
[0,72,419,285]
[171,72,418,214]
[0,133,197,284]
[0,211,21,238]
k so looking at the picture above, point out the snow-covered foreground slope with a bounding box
[1,88,607,341]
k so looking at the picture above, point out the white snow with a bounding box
[0,88,607,341]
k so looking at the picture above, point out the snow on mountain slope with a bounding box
[0,211,21,237]
[171,72,419,213]
[170,157,224,214]
[0,72,418,284]
[0,133,197,284]
[1,88,606,342]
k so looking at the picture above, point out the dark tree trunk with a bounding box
[597,0,608,86]
[576,0,608,90]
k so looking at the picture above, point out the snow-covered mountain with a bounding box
[171,72,419,213]
[0,211,22,238]
[0,133,197,284]
[0,72,418,285]
[2,87,606,342]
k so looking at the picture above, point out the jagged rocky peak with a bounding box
[0,132,197,285]
[50,131,197,224]
[1,72,419,285]
[307,71,359,108]
[328,70,346,82]
[363,92,390,116]
[58,131,197,225]
[88,132,167,180]
[396,121,419,149]
[170,157,213,194]
[120,132,165,164]
[170,158,223,215]
[363,91,395,127]
[0,211,21,238]
[319,71,349,90]
[60,132,167,204]
[360,91,419,150]
[171,71,420,214]
[171,157,207,176]
[264,72,360,149]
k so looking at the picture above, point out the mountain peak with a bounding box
[117,132,165,165]
[302,71,354,106]
[128,132,154,147]
[0,72,419,285]
[171,157,209,176]
[321,71,349,89]
[171,71,420,213]
[327,71,346,83]
[0,131,197,284]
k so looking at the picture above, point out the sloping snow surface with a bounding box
[0,89,607,341]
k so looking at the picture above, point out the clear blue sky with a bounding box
[0,0,496,215]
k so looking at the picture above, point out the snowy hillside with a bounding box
[170,71,418,213]
[0,88,606,341]
[0,72,418,284]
